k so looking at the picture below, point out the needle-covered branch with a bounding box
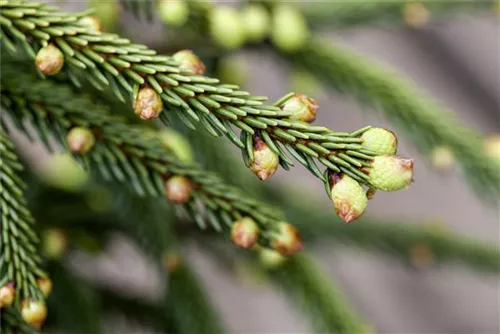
[299,0,497,30]
[0,1,415,224]
[0,66,304,256]
[0,124,47,311]
[279,38,500,201]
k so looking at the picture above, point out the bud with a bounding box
[159,129,193,163]
[241,4,270,42]
[210,6,245,49]
[360,127,398,156]
[217,55,248,86]
[271,5,309,52]
[172,49,206,75]
[0,282,15,308]
[133,86,163,120]
[430,146,455,171]
[89,1,118,31]
[35,44,64,76]
[21,300,47,329]
[258,248,287,269]
[42,228,68,259]
[330,173,367,223]
[410,243,434,269]
[164,176,192,204]
[78,16,102,32]
[403,2,429,28]
[368,155,414,191]
[231,217,260,249]
[249,135,280,181]
[37,278,52,298]
[159,0,189,27]
[41,154,88,191]
[280,93,318,123]
[271,222,303,256]
[484,134,500,164]
[162,252,181,273]
[67,127,95,153]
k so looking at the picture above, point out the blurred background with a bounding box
[6,1,499,333]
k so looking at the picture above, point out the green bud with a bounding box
[231,217,260,249]
[133,86,163,120]
[216,55,248,86]
[210,6,245,49]
[21,299,47,329]
[67,127,95,154]
[159,0,189,27]
[280,93,318,123]
[271,222,303,256]
[36,277,52,298]
[0,282,15,308]
[360,127,398,155]
[41,154,88,191]
[159,129,193,163]
[164,176,192,204]
[78,16,102,32]
[259,248,287,269]
[35,44,64,76]
[172,49,206,75]
[368,155,414,191]
[330,173,367,223]
[430,146,454,171]
[403,2,429,28]
[250,135,280,181]
[89,1,118,31]
[42,228,69,259]
[271,5,309,53]
[241,4,270,42]
[484,134,500,164]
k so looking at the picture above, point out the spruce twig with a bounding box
[0,67,297,253]
[0,1,413,196]
[0,123,45,306]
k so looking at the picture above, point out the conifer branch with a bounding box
[279,38,500,201]
[0,1,415,204]
[300,1,496,30]
[0,123,46,308]
[0,67,304,255]
[0,306,38,334]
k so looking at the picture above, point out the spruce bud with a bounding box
[231,217,260,249]
[330,173,368,223]
[37,278,52,298]
[271,5,309,52]
[164,176,192,204]
[21,300,47,329]
[360,127,398,155]
[172,49,206,75]
[484,134,500,164]
[35,44,64,76]
[368,155,414,191]
[431,146,455,171]
[249,135,280,181]
[162,252,181,273]
[42,228,68,259]
[0,282,15,308]
[241,4,270,42]
[89,1,118,31]
[159,129,193,163]
[280,93,318,123]
[210,7,245,49]
[271,222,303,256]
[78,16,102,32]
[133,86,163,120]
[67,127,95,154]
[159,0,189,27]
[403,2,429,28]
[259,248,286,269]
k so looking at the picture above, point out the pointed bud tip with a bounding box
[280,93,318,123]
[172,49,206,75]
[369,155,414,192]
[250,136,279,181]
[331,174,367,223]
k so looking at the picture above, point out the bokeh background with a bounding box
[9,1,499,333]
